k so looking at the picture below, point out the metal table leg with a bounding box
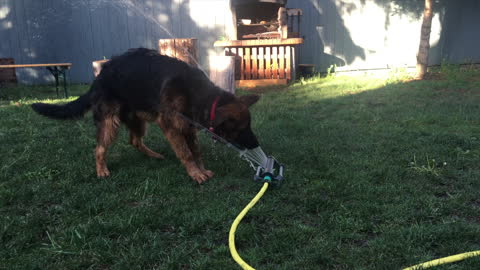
[61,67,68,98]
[47,66,60,97]
[46,66,69,98]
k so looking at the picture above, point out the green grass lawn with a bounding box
[1,66,480,269]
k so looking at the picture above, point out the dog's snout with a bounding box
[234,128,259,150]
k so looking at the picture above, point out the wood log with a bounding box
[158,38,199,67]
[209,56,236,94]
[0,58,17,84]
[92,59,109,77]
[278,7,288,39]
[225,48,242,80]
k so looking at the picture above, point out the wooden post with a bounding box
[244,47,251,80]
[252,47,258,80]
[286,46,291,80]
[265,47,271,79]
[158,38,199,67]
[238,47,245,80]
[92,59,109,77]
[209,56,236,94]
[279,46,285,79]
[258,47,265,79]
[291,46,296,82]
[0,58,17,85]
[278,7,288,39]
[272,47,278,79]
[225,47,242,80]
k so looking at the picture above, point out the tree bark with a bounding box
[158,38,199,67]
[416,0,434,79]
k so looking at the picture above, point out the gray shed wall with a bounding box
[1,0,479,83]
[0,0,232,84]
[287,0,480,73]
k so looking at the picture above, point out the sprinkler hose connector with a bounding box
[254,156,284,186]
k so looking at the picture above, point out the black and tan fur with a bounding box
[32,48,260,183]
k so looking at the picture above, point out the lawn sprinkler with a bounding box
[254,156,284,186]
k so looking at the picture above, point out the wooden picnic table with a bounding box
[0,63,72,98]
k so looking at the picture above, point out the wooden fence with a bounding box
[215,38,303,87]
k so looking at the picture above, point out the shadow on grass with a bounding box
[1,68,480,269]
[251,70,480,268]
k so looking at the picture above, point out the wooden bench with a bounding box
[0,62,72,98]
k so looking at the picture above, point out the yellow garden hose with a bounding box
[403,250,480,269]
[229,182,269,270]
[228,181,479,270]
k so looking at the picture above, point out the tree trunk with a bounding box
[416,0,433,79]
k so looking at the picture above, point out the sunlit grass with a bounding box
[1,66,480,269]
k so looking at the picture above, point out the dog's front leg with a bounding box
[157,118,210,183]
[185,128,214,179]
[163,130,209,183]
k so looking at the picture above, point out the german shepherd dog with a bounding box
[32,48,260,183]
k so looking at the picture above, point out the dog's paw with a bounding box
[203,170,214,179]
[190,170,210,184]
[97,167,110,178]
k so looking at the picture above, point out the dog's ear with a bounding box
[238,95,260,107]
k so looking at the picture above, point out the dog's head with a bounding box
[213,95,260,150]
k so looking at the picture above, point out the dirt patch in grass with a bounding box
[423,71,447,81]
[469,73,480,82]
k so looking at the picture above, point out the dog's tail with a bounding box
[31,82,97,120]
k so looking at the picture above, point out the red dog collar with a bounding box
[209,96,220,132]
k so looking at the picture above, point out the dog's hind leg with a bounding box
[185,128,214,179]
[94,111,120,178]
[125,116,164,159]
